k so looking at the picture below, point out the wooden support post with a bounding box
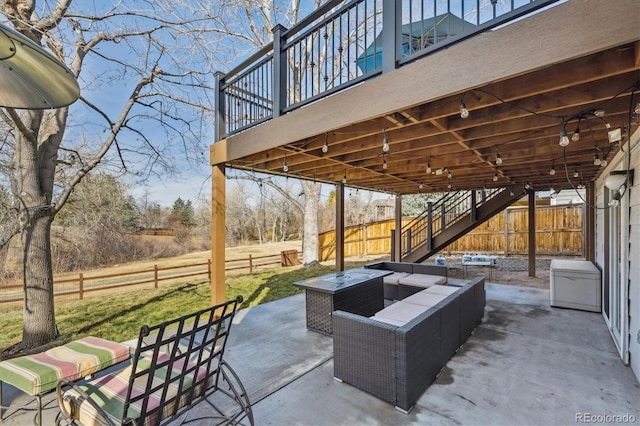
[528,190,536,278]
[336,182,345,272]
[504,207,510,256]
[585,183,596,262]
[395,194,402,261]
[211,164,226,307]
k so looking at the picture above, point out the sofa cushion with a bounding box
[372,301,429,326]
[397,274,446,288]
[382,271,411,285]
[424,285,459,296]
[401,291,448,308]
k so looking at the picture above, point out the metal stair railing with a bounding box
[401,188,505,258]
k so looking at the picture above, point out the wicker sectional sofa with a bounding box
[365,261,448,300]
[332,275,485,413]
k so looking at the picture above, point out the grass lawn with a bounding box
[0,260,371,355]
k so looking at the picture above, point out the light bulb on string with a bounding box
[495,153,502,166]
[382,155,388,170]
[322,133,329,153]
[282,158,288,173]
[571,127,580,142]
[459,102,469,119]
[559,127,569,147]
[573,170,579,178]
[382,129,389,153]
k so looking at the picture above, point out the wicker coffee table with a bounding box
[294,268,391,335]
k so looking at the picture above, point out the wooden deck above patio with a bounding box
[210,0,640,195]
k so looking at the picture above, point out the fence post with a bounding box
[154,264,159,289]
[79,273,84,300]
[249,254,253,273]
[207,259,212,281]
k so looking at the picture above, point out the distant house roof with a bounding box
[357,13,475,73]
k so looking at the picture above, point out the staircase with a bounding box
[401,185,527,263]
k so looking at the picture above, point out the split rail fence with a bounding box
[0,251,300,313]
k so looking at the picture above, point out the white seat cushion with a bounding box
[424,285,459,296]
[397,273,447,288]
[372,301,429,325]
[401,291,448,308]
[382,271,411,285]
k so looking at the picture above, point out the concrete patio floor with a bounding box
[2,281,639,425]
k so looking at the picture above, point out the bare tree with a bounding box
[0,1,225,350]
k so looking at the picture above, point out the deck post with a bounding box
[211,164,226,307]
[214,71,226,141]
[382,0,400,73]
[336,182,345,272]
[272,24,288,118]
[585,183,596,262]
[528,189,536,278]
[394,194,402,261]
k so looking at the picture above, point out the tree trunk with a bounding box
[21,214,57,348]
[301,180,321,265]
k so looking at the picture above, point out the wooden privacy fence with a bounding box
[319,204,584,260]
[0,251,301,313]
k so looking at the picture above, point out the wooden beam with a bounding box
[211,164,226,306]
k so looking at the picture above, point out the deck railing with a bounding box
[215,0,560,139]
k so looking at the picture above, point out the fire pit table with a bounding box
[294,268,391,335]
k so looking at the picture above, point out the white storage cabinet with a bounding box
[550,259,601,312]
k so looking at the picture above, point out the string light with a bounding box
[382,154,388,170]
[571,125,580,142]
[573,170,579,178]
[495,152,502,166]
[382,128,389,153]
[447,169,452,179]
[459,102,469,119]
[426,157,432,174]
[594,154,601,166]
[322,133,329,153]
[493,168,499,182]
[282,158,288,172]
[559,126,569,147]
[549,161,556,176]
[342,171,347,184]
